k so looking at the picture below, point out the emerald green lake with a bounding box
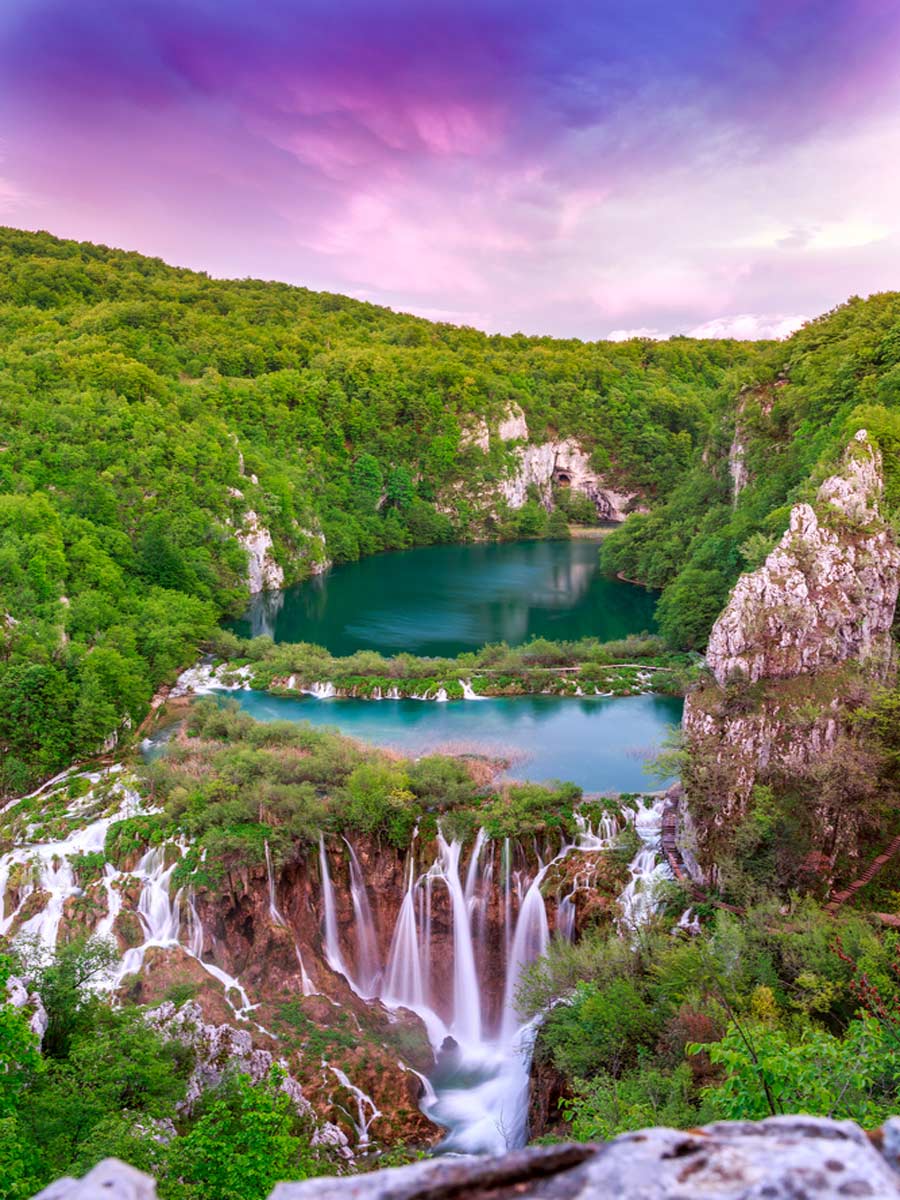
[221,691,682,792]
[229,539,658,655]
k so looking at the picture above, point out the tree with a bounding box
[165,1069,317,1200]
[348,454,383,515]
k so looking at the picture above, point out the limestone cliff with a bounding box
[706,430,899,689]
[237,509,285,594]
[492,403,639,521]
[682,431,899,876]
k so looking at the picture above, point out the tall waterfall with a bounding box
[343,838,380,996]
[437,833,482,1046]
[318,834,349,978]
[383,858,424,1009]
[501,867,550,1042]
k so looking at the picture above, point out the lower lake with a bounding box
[223,690,683,793]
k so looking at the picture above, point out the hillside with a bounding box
[602,293,900,646]
[0,227,757,794]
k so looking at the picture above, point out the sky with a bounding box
[1,0,899,340]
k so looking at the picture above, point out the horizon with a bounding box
[10,218,881,344]
[2,1,899,342]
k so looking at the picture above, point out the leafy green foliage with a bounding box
[165,1069,319,1200]
[526,900,900,1142]
[0,226,758,794]
[602,294,900,646]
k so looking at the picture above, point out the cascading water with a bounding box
[501,868,550,1042]
[265,841,315,997]
[619,796,672,932]
[343,838,380,996]
[329,1066,381,1146]
[318,835,349,979]
[5,758,674,1156]
[436,833,482,1046]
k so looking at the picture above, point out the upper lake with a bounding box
[229,538,658,656]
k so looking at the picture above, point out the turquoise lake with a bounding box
[223,691,682,793]
[229,538,658,656]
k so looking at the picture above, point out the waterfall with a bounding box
[459,679,485,700]
[329,1066,381,1146]
[183,889,255,1015]
[557,887,576,941]
[318,836,348,978]
[382,860,423,1008]
[95,864,122,941]
[115,847,181,979]
[619,797,672,931]
[501,867,549,1042]
[574,810,618,849]
[343,838,380,996]
[437,834,481,1046]
[265,841,315,996]
[187,890,204,957]
[422,871,433,1004]
[18,855,77,949]
[303,681,336,699]
[464,828,486,907]
[502,838,512,968]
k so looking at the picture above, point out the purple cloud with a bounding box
[1,0,898,335]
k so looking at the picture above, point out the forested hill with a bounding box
[0,224,897,796]
[0,226,756,794]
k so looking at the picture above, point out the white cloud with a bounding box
[606,326,664,341]
[686,313,807,340]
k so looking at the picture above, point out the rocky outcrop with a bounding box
[35,1116,900,1198]
[237,510,285,594]
[455,403,640,522]
[498,412,638,521]
[706,431,899,689]
[683,431,900,874]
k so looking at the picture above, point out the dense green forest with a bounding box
[3,226,900,797]
[0,227,759,795]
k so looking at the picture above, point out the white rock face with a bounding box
[497,403,529,442]
[500,436,637,521]
[706,431,900,689]
[145,1001,314,1119]
[237,510,285,594]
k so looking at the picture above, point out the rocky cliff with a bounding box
[459,403,640,522]
[682,430,900,875]
[706,430,899,689]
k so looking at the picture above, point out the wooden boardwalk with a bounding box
[825,831,900,915]
[661,801,745,916]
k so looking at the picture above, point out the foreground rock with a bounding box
[34,1115,900,1198]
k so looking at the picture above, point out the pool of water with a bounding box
[228,539,658,656]
[223,690,682,792]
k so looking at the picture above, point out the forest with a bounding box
[0,227,756,795]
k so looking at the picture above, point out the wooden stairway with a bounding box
[825,831,900,915]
